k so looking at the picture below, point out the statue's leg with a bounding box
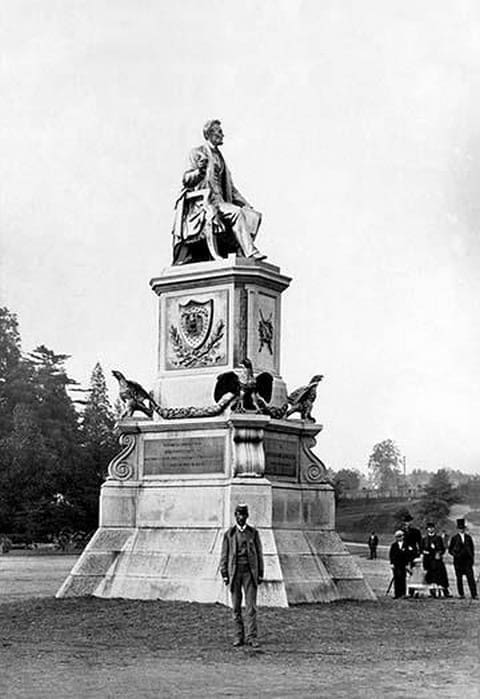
[204,221,223,261]
[217,203,262,258]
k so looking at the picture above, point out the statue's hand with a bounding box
[197,157,208,175]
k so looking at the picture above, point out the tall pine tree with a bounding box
[73,363,117,531]
[0,307,35,438]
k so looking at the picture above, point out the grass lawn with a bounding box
[0,555,479,697]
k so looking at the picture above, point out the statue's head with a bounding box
[203,119,224,146]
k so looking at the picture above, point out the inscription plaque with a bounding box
[264,435,298,479]
[144,435,225,475]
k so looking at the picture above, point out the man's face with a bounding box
[208,124,224,146]
[427,527,435,536]
[235,510,248,527]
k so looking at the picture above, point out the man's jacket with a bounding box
[448,533,475,566]
[389,542,413,569]
[220,525,264,590]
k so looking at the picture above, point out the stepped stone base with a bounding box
[57,437,375,605]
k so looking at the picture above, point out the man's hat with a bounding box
[456,518,466,529]
[426,522,435,529]
[235,503,249,514]
[402,513,413,522]
[395,530,404,537]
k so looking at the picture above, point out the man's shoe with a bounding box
[233,639,244,647]
[247,639,261,649]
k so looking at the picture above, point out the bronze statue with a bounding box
[214,358,273,413]
[172,120,266,265]
[285,374,324,422]
[112,370,159,419]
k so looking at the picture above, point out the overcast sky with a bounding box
[1,1,480,474]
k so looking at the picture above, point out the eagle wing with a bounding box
[255,372,273,404]
[127,380,152,401]
[214,371,240,403]
[287,384,310,405]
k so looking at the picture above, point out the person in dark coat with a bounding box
[220,504,264,648]
[389,530,414,598]
[421,522,450,596]
[368,532,379,560]
[448,519,477,599]
[401,514,422,566]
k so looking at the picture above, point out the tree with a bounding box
[72,363,117,531]
[332,468,362,501]
[0,307,21,378]
[81,363,116,463]
[417,469,460,526]
[0,311,88,537]
[0,404,54,537]
[368,439,403,491]
[0,308,35,439]
[406,468,432,490]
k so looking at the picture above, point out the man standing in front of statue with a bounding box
[220,503,264,649]
[448,518,477,599]
[389,530,413,598]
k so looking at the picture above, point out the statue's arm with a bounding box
[182,147,208,189]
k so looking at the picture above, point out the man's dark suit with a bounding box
[448,532,477,598]
[220,524,264,644]
[389,541,413,598]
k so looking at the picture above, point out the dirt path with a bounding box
[0,554,77,602]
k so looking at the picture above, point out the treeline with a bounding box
[0,307,118,541]
[330,436,480,527]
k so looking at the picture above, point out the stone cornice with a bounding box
[150,257,291,296]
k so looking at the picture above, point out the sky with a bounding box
[1,0,480,474]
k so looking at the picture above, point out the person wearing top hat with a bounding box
[421,522,450,597]
[389,530,414,598]
[448,519,477,599]
[220,504,264,648]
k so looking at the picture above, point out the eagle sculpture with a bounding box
[285,374,324,422]
[112,370,159,419]
[214,358,273,413]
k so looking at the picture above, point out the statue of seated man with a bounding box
[172,120,266,265]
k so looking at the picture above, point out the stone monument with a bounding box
[57,121,374,605]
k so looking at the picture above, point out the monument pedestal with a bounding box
[57,415,374,604]
[57,256,374,604]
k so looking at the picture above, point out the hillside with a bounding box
[336,498,422,545]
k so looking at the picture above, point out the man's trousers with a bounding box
[230,561,258,642]
[454,563,478,598]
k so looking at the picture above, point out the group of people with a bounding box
[220,506,478,650]
[388,515,477,600]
